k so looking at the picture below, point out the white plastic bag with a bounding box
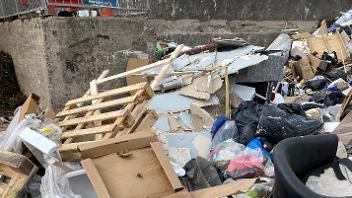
[0,108,41,153]
[40,160,82,198]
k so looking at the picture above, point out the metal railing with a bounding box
[0,0,148,19]
[0,0,47,19]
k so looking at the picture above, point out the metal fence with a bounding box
[0,0,47,19]
[0,0,148,19]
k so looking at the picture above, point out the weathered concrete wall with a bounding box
[43,17,149,110]
[146,19,316,48]
[148,0,352,21]
[0,17,318,110]
[0,18,51,108]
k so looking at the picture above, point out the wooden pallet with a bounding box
[55,82,154,161]
[0,151,37,198]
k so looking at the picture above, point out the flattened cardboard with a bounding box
[307,32,349,61]
[190,104,213,131]
[81,159,111,198]
[291,32,312,40]
[126,58,149,86]
[81,142,184,198]
[19,93,40,121]
[163,178,256,198]
[150,142,184,191]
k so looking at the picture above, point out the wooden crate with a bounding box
[55,82,154,161]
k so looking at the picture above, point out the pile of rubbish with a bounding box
[4,8,352,198]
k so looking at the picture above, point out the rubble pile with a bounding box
[4,9,352,198]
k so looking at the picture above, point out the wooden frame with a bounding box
[0,151,38,198]
[55,82,154,161]
[81,140,184,198]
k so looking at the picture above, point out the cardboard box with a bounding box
[307,32,349,61]
[80,130,184,198]
[308,54,328,71]
[293,59,315,80]
[19,93,40,121]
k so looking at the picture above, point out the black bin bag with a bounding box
[257,105,323,143]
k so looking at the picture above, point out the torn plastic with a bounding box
[171,161,186,177]
[211,120,239,148]
[40,159,81,198]
[226,147,274,179]
[210,139,245,171]
[247,138,272,159]
[211,116,229,138]
[0,108,41,153]
[183,156,222,191]
[321,104,343,122]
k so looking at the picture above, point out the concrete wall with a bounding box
[42,17,150,110]
[148,0,352,21]
[0,18,51,108]
[0,16,318,110]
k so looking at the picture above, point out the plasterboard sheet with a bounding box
[153,111,208,133]
[165,132,212,158]
[148,91,219,113]
[232,84,256,101]
[141,45,267,75]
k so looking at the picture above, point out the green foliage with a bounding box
[0,51,26,117]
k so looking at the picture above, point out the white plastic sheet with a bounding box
[0,108,41,153]
[40,161,82,198]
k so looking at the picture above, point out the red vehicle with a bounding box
[47,0,83,16]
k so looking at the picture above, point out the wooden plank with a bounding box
[57,95,136,117]
[103,116,125,139]
[59,141,99,152]
[97,59,169,84]
[224,65,230,118]
[58,110,124,127]
[81,159,112,198]
[62,71,110,144]
[79,129,158,159]
[164,179,256,198]
[151,142,184,192]
[150,45,184,90]
[90,79,104,140]
[60,124,115,139]
[65,83,146,106]
[56,70,109,123]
